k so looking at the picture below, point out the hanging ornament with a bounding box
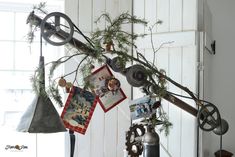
[58,77,67,87]
[105,77,121,92]
[105,40,113,52]
[152,101,161,109]
[65,82,73,93]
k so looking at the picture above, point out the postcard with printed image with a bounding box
[87,64,126,112]
[61,86,98,134]
[129,96,157,122]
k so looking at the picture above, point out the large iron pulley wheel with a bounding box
[40,12,74,46]
[197,103,220,131]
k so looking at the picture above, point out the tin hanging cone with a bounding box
[17,56,66,133]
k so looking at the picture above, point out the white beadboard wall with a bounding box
[65,1,132,157]
[133,0,198,157]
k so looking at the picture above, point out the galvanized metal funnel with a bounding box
[17,56,66,133]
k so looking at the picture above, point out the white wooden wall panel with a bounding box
[181,46,197,157]
[142,45,198,157]
[168,48,182,157]
[90,105,105,157]
[145,0,157,33]
[65,0,79,26]
[136,31,197,49]
[79,0,93,32]
[103,2,119,157]
[157,0,170,32]
[93,0,106,30]
[117,99,131,157]
[119,0,132,32]
[155,48,170,151]
[169,0,183,31]
[183,0,197,30]
[106,0,119,19]
[91,2,106,157]
[104,110,118,157]
[133,0,145,34]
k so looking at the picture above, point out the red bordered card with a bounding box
[61,86,97,134]
[88,65,127,112]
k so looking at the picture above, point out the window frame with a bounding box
[0,1,68,157]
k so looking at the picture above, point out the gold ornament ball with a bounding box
[58,78,67,87]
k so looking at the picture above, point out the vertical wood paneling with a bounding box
[77,127,91,157]
[119,0,132,36]
[65,0,79,26]
[106,0,119,19]
[133,1,199,156]
[182,46,197,98]
[93,0,106,30]
[144,48,155,65]
[105,1,130,157]
[133,0,145,34]
[160,146,171,157]
[117,99,131,157]
[90,2,106,157]
[157,0,170,32]
[168,47,182,157]
[90,105,105,157]
[155,48,169,149]
[79,0,93,32]
[119,0,132,14]
[104,109,118,157]
[169,0,183,31]
[145,0,157,33]
[181,46,197,157]
[183,0,197,30]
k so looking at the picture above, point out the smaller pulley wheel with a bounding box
[40,12,74,46]
[126,65,148,87]
[125,124,145,157]
[109,57,126,72]
[197,103,220,131]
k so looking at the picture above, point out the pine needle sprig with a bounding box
[47,79,63,107]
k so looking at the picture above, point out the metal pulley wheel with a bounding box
[125,124,145,157]
[126,64,148,87]
[109,57,126,72]
[197,103,220,131]
[40,12,74,46]
[213,118,229,135]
